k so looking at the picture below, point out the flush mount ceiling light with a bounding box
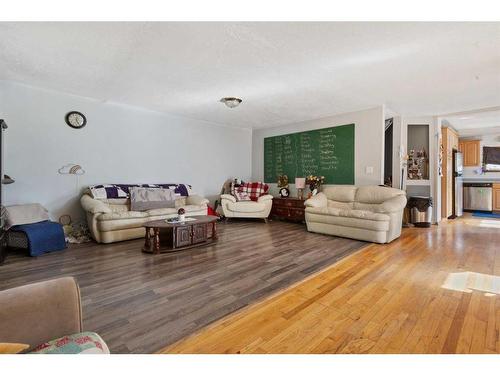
[220,97,242,109]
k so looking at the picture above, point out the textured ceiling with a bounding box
[1,22,499,129]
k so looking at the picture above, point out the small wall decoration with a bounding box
[58,164,85,175]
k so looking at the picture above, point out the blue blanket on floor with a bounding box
[10,221,66,256]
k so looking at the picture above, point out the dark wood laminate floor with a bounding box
[0,220,367,353]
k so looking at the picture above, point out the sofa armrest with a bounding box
[81,194,112,214]
[304,193,327,208]
[257,194,273,203]
[0,277,83,350]
[378,195,407,213]
[221,194,237,203]
[186,194,209,206]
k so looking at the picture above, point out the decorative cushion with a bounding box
[234,190,252,202]
[130,187,177,211]
[89,184,191,200]
[233,182,269,202]
[30,332,110,354]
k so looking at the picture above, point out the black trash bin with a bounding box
[407,196,433,228]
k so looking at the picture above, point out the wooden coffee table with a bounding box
[142,215,218,254]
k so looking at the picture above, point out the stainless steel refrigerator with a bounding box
[451,150,463,218]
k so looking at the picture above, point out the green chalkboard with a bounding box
[264,124,355,184]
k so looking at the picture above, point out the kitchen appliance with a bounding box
[463,183,493,212]
[450,150,463,218]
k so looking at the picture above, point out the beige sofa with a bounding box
[305,185,407,244]
[220,194,273,221]
[81,190,209,243]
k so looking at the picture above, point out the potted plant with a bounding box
[177,208,186,222]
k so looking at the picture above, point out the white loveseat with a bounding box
[305,185,406,244]
[81,190,209,244]
[220,194,273,221]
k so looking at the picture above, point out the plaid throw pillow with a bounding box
[234,182,269,202]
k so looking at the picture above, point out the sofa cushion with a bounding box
[327,200,354,210]
[305,210,390,232]
[322,185,357,202]
[353,202,380,212]
[146,207,177,216]
[97,217,149,232]
[30,332,109,354]
[146,205,204,217]
[306,207,390,221]
[130,187,177,211]
[226,201,267,213]
[355,186,405,204]
[96,211,148,221]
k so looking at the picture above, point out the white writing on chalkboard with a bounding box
[263,124,354,184]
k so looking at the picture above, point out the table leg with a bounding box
[212,221,218,241]
[144,227,151,250]
[154,228,160,254]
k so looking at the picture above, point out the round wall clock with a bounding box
[65,111,87,129]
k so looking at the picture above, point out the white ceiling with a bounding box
[443,108,500,136]
[444,108,500,129]
[0,22,499,129]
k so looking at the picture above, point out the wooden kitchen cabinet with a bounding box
[493,184,500,212]
[458,139,481,167]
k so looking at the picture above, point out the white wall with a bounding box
[0,81,252,221]
[252,106,385,195]
[462,133,500,179]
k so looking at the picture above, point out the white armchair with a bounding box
[220,194,273,222]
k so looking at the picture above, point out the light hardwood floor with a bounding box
[164,215,500,354]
